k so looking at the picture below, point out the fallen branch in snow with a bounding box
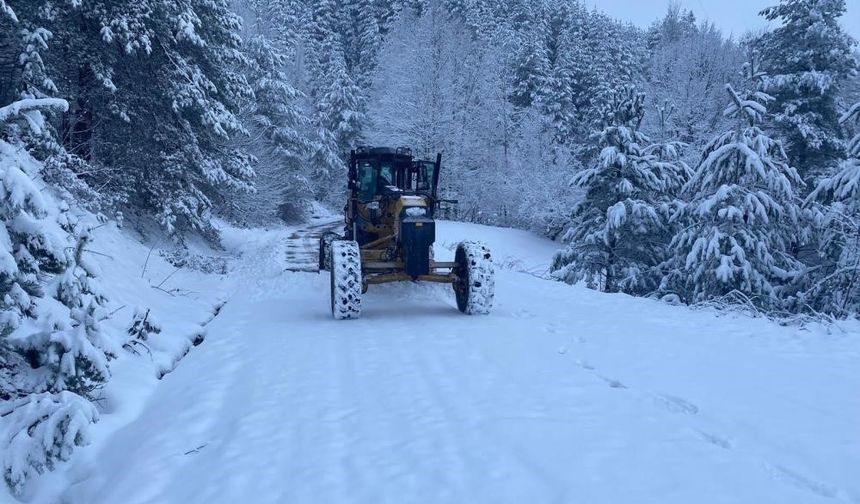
[141,242,159,278]
[155,267,182,288]
[183,443,208,455]
[82,249,114,260]
[109,304,127,316]
[692,290,840,329]
[123,339,153,359]
[150,285,176,296]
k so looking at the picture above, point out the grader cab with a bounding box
[319,146,494,320]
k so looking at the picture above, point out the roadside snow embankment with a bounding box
[1,214,237,502]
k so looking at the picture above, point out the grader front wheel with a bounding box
[453,241,495,315]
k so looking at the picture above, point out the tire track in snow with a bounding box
[283,219,341,272]
[392,331,478,502]
[414,332,569,502]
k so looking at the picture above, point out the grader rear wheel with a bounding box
[330,240,362,320]
[453,241,495,315]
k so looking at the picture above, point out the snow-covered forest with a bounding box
[1,0,859,500]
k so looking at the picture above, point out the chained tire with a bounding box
[453,241,495,315]
[330,240,362,320]
[318,232,340,271]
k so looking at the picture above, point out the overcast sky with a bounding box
[586,0,860,40]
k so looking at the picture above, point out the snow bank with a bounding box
[1,216,234,501]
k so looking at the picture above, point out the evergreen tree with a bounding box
[646,101,692,277]
[312,52,366,204]
[7,0,256,239]
[552,86,683,294]
[261,0,306,54]
[342,0,381,89]
[755,0,858,182]
[660,77,805,308]
[535,0,577,147]
[509,18,543,109]
[0,118,112,398]
[319,53,366,154]
[376,0,404,35]
[798,101,860,317]
[1,60,110,494]
[304,0,341,101]
[232,32,316,223]
[644,6,743,151]
[568,8,645,155]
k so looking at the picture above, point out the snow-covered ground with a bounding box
[18,220,860,504]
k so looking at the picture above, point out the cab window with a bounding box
[358,161,376,201]
[405,167,423,191]
[379,164,394,188]
[414,162,435,192]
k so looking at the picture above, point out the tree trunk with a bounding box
[0,18,19,106]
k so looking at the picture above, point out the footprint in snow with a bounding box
[695,429,732,450]
[598,375,627,389]
[653,393,699,415]
[511,308,537,319]
[763,462,842,500]
[573,359,595,370]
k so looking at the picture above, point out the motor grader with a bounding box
[319,146,494,320]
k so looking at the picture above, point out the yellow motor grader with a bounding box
[319,146,494,320]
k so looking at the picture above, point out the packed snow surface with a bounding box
[27,220,860,504]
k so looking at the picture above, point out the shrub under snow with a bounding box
[1,97,112,494]
[1,391,98,495]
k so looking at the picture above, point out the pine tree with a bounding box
[646,102,692,279]
[248,34,314,220]
[376,0,404,35]
[1,99,70,395]
[304,0,341,101]
[228,15,317,224]
[660,76,805,308]
[0,122,113,395]
[262,0,306,55]
[301,0,364,208]
[644,6,744,150]
[1,85,110,495]
[508,3,544,110]
[322,59,366,152]
[108,0,255,238]
[535,0,577,147]
[798,101,860,317]
[755,0,858,182]
[568,8,645,155]
[8,0,256,239]
[342,0,381,89]
[552,86,683,294]
[311,53,365,205]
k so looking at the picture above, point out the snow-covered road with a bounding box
[56,221,859,504]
